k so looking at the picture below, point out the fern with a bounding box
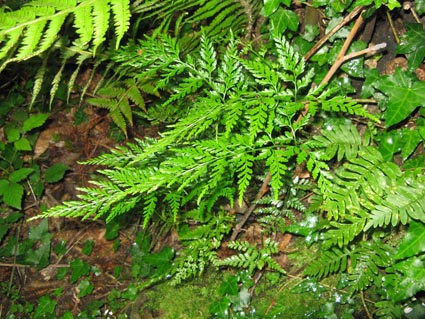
[215,239,285,275]
[87,78,155,134]
[31,32,390,296]
[0,0,131,67]
[33,32,375,224]
[132,0,261,47]
[346,241,393,293]
[0,0,131,108]
[365,172,425,230]
[172,211,233,284]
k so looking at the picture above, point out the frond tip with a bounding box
[0,0,132,71]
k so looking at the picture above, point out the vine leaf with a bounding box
[374,68,425,127]
[397,23,425,71]
[394,221,425,260]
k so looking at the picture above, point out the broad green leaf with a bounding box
[33,296,57,318]
[385,257,425,301]
[3,182,24,209]
[25,240,51,268]
[341,41,367,78]
[9,167,34,183]
[77,279,94,298]
[0,212,22,241]
[0,179,9,195]
[220,275,239,295]
[263,0,282,16]
[397,24,425,71]
[142,247,174,274]
[379,130,403,161]
[82,240,95,256]
[6,212,23,223]
[354,0,400,10]
[44,163,70,183]
[70,258,91,283]
[374,69,425,127]
[395,221,425,260]
[5,127,20,142]
[28,219,50,240]
[270,8,299,33]
[23,113,49,132]
[14,137,32,151]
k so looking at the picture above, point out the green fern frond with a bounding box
[266,149,288,200]
[347,241,394,292]
[92,0,110,55]
[30,56,48,107]
[313,121,363,161]
[87,78,151,134]
[83,138,157,167]
[365,173,425,230]
[319,94,379,122]
[110,0,131,49]
[0,0,130,67]
[322,214,367,248]
[235,153,255,204]
[318,146,399,220]
[304,247,350,278]
[0,0,131,112]
[73,3,93,46]
[216,239,285,274]
[143,193,158,228]
[172,211,233,284]
[199,32,217,77]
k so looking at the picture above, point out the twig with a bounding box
[342,42,387,62]
[230,172,271,241]
[403,2,421,23]
[304,6,364,61]
[360,290,373,319]
[386,10,400,44]
[320,10,365,85]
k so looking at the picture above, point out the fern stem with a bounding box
[360,290,373,319]
[230,172,271,241]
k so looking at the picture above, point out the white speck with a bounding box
[404,307,413,314]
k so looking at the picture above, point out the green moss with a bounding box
[139,270,224,319]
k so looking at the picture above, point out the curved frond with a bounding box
[0,0,131,68]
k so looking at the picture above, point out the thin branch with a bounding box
[341,42,387,62]
[386,9,400,44]
[230,172,271,241]
[304,6,364,61]
[320,10,365,85]
[361,290,374,319]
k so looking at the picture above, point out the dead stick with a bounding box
[320,10,365,85]
[230,172,271,241]
[304,6,364,61]
[342,42,386,62]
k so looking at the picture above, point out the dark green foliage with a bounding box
[4,0,425,317]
